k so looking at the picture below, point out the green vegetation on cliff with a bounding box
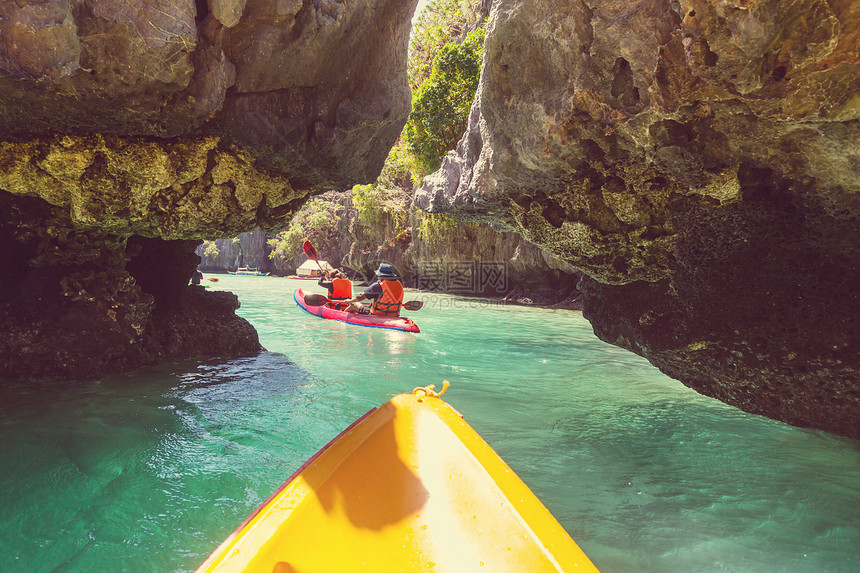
[406,26,484,175]
[202,240,220,259]
[352,141,413,231]
[267,0,485,272]
[268,196,345,267]
[409,0,486,88]
[415,211,459,249]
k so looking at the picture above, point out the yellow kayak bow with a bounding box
[197,383,599,572]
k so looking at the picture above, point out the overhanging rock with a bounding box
[416,0,860,438]
[0,0,418,379]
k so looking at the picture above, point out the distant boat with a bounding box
[294,258,334,278]
[228,267,270,276]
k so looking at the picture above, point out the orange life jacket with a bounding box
[327,278,352,310]
[370,280,403,317]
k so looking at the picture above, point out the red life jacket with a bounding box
[327,278,352,310]
[370,280,403,317]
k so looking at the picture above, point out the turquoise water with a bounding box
[2,276,859,572]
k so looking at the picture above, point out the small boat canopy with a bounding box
[295,259,334,277]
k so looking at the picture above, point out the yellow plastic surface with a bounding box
[196,393,599,572]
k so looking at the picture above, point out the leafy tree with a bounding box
[405,27,484,175]
[202,240,220,259]
[409,0,485,89]
[268,197,343,263]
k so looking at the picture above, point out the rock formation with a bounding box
[219,188,583,305]
[197,229,273,274]
[0,0,417,379]
[416,0,860,438]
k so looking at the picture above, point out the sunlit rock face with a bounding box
[416,0,860,437]
[0,0,417,380]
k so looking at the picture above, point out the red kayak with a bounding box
[294,288,420,333]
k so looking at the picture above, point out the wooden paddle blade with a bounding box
[403,300,423,311]
[302,240,318,261]
[304,293,330,306]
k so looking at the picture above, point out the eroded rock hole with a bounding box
[126,236,201,310]
[610,58,640,108]
[738,164,785,202]
[650,119,694,146]
[772,65,787,81]
[701,39,718,67]
[195,0,209,22]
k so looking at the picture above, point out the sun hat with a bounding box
[374,263,398,278]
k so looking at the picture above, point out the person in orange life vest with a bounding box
[317,269,352,310]
[343,263,404,316]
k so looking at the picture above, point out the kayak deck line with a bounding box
[196,384,600,572]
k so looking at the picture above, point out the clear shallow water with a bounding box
[2,276,859,572]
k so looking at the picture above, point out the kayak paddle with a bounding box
[304,293,423,311]
[207,277,219,283]
[302,240,327,275]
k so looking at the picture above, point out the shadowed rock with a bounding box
[0,0,418,379]
[416,0,860,437]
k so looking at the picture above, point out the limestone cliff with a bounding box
[255,188,582,303]
[0,0,417,379]
[197,229,273,274]
[402,215,582,305]
[416,0,860,438]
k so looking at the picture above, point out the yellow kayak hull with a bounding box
[197,390,599,572]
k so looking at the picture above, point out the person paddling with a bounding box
[344,263,404,317]
[317,269,352,311]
